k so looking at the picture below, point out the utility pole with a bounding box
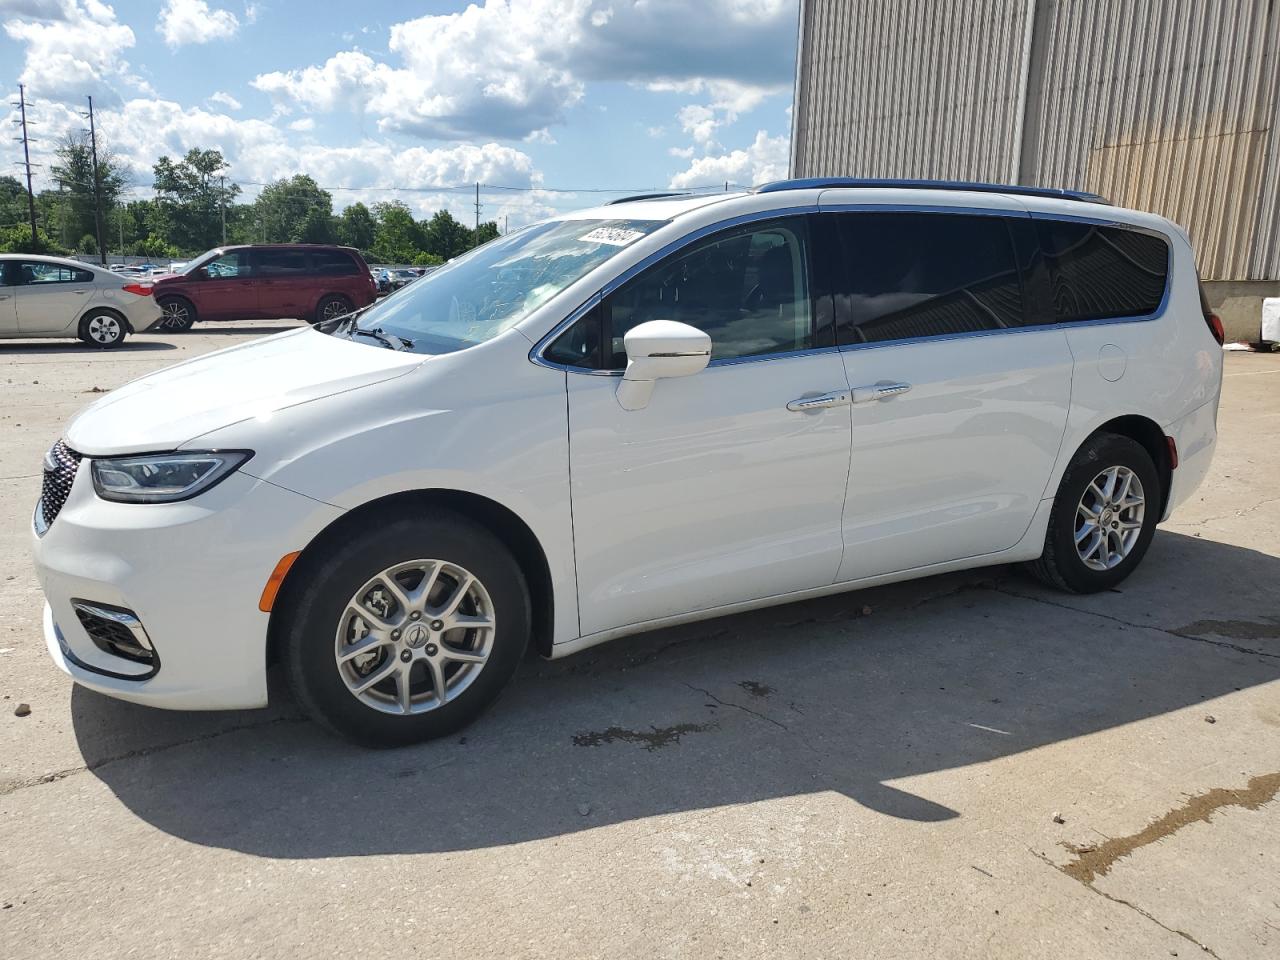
[13,84,38,247]
[474,182,481,245]
[219,173,227,244]
[503,214,508,235]
[85,95,106,264]
[118,202,124,252]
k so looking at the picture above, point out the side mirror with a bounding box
[616,320,711,411]
[194,267,210,280]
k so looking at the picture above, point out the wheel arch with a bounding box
[1082,414,1172,516]
[267,487,556,665]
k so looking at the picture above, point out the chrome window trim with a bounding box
[529,203,1175,373]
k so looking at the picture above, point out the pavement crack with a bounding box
[1029,847,1223,959]
[993,586,1280,660]
[0,714,306,798]
[1167,495,1280,529]
[685,683,788,730]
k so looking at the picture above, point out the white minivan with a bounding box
[31,180,1224,745]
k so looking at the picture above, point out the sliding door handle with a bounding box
[851,381,912,404]
[787,390,851,412]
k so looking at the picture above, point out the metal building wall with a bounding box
[791,0,1280,281]
[791,0,1034,183]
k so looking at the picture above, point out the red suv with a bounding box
[151,245,377,331]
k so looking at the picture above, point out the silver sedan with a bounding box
[0,254,164,348]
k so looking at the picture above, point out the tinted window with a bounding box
[603,218,813,367]
[19,262,94,285]
[312,250,360,276]
[1036,220,1168,322]
[256,249,309,277]
[544,303,603,368]
[833,212,1024,345]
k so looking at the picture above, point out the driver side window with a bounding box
[544,217,817,370]
[605,218,813,367]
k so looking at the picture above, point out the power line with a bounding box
[227,178,748,196]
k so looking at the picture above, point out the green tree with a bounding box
[370,200,424,263]
[0,223,64,254]
[421,209,471,261]
[411,250,444,267]
[255,175,334,244]
[337,201,376,251]
[49,133,130,256]
[472,221,500,246]
[153,148,238,253]
[0,176,29,231]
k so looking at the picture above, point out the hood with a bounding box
[65,327,423,455]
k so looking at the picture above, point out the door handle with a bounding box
[786,390,851,412]
[851,381,912,404]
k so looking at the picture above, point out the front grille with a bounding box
[73,601,156,667]
[40,440,83,528]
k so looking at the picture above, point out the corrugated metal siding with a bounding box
[793,0,1280,280]
[792,0,1032,183]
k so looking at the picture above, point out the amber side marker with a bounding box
[259,551,301,612]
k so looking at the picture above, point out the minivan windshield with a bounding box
[346,218,663,355]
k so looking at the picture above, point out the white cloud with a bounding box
[157,0,240,48]
[669,130,789,190]
[3,0,149,104]
[288,117,314,132]
[208,90,242,110]
[252,0,797,142]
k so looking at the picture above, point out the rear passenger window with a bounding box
[833,213,1024,345]
[256,249,309,277]
[1036,221,1168,322]
[312,250,360,276]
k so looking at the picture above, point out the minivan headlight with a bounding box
[91,451,252,503]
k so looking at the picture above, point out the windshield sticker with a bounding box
[579,227,647,246]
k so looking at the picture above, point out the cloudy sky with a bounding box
[1,0,798,226]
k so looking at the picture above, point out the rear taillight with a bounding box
[1207,312,1225,345]
[122,283,153,297]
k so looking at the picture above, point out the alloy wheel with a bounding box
[334,559,496,715]
[160,301,190,330]
[322,299,351,321]
[1074,465,1145,571]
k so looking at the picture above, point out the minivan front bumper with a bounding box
[32,463,343,710]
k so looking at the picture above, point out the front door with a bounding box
[0,262,18,335]
[562,217,853,636]
[825,209,1073,581]
[14,260,98,335]
[191,249,258,320]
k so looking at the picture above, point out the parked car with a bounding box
[376,267,417,292]
[150,244,376,331]
[0,254,161,347]
[371,268,390,294]
[31,180,1224,745]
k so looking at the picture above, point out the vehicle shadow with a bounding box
[74,530,1280,858]
[0,340,177,354]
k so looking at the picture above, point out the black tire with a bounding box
[280,510,531,746]
[77,309,127,348]
[157,296,196,332]
[1028,432,1161,593]
[314,294,354,325]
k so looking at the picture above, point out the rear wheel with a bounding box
[281,512,530,746]
[78,310,127,348]
[157,296,195,332]
[1029,432,1161,593]
[314,294,354,325]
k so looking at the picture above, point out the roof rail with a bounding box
[606,192,693,204]
[753,177,1106,203]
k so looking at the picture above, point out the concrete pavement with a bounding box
[2,322,1278,959]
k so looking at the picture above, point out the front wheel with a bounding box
[1028,432,1161,593]
[280,511,531,746]
[156,296,195,332]
[78,310,127,348]
[314,294,354,325]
